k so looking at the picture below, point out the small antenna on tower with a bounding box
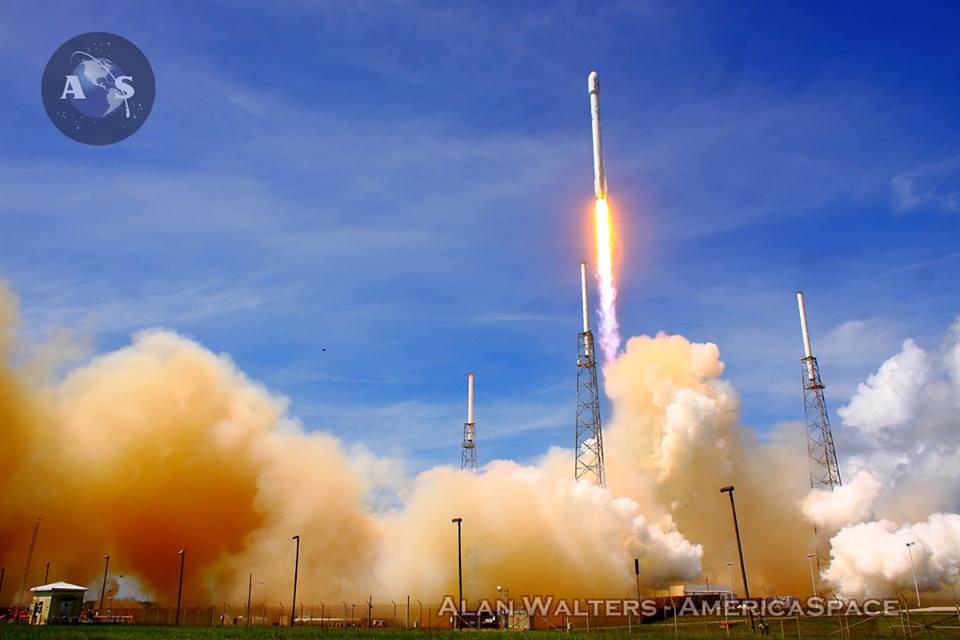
[461,372,477,471]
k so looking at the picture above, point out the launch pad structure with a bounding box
[575,262,606,487]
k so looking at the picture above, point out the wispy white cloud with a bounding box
[891,157,960,213]
[818,318,902,367]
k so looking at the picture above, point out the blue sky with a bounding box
[1,1,959,473]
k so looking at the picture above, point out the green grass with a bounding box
[0,614,949,640]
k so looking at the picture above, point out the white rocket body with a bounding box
[588,70,607,199]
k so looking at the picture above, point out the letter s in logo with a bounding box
[114,75,135,100]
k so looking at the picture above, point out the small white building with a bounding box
[29,582,87,624]
[668,584,734,598]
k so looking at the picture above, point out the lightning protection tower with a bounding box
[461,372,477,471]
[797,291,842,571]
[576,261,606,487]
[797,291,842,491]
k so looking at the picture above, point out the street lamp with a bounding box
[906,542,921,608]
[176,549,185,625]
[452,517,463,630]
[806,553,819,599]
[720,486,759,632]
[246,574,263,626]
[99,554,110,612]
[291,535,300,627]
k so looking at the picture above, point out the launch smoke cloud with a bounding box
[1,282,959,605]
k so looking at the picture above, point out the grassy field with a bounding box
[0,614,947,640]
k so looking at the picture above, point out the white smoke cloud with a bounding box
[800,470,882,533]
[824,514,960,598]
[818,317,960,596]
[836,319,960,519]
[838,339,930,436]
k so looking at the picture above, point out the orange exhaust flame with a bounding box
[593,197,620,363]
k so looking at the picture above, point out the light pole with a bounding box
[452,517,463,630]
[99,554,110,612]
[906,542,921,608]
[725,562,735,598]
[176,549,185,625]
[246,574,263,626]
[43,562,50,584]
[291,535,300,627]
[633,558,642,605]
[720,486,759,632]
[806,553,819,599]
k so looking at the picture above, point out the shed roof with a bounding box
[30,581,88,592]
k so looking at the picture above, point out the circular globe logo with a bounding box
[41,33,155,145]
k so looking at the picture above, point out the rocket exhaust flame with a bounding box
[593,197,620,363]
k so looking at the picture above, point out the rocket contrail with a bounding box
[588,71,621,363]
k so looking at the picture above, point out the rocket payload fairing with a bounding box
[588,70,607,199]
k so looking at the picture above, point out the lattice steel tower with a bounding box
[575,261,606,487]
[797,291,842,491]
[461,372,477,471]
[797,291,842,574]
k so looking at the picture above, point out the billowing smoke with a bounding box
[0,305,382,604]
[0,285,700,606]
[823,514,960,598]
[377,460,702,598]
[800,470,882,533]
[810,319,960,597]
[601,333,815,594]
[2,277,959,605]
